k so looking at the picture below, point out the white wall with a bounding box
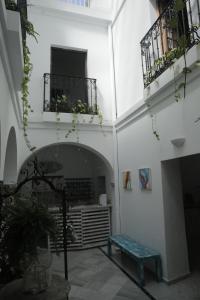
[0,56,10,180]
[111,0,200,280]
[112,0,152,117]
[114,64,200,279]
[149,0,158,24]
[0,50,21,183]
[90,0,113,11]
[27,6,113,121]
[112,0,124,17]
[0,1,27,183]
[115,113,167,274]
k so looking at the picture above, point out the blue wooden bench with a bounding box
[108,234,162,286]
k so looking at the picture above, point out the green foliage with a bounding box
[4,1,36,150]
[168,17,178,29]
[22,17,39,42]
[0,196,57,283]
[150,113,160,141]
[21,43,35,150]
[5,0,39,151]
[174,0,185,11]
[21,20,38,151]
[5,0,17,10]
[52,96,104,142]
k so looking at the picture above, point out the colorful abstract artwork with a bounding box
[122,171,132,190]
[139,168,152,190]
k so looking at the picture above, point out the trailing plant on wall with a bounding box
[5,0,38,151]
[156,0,200,100]
[21,43,35,150]
[21,13,39,151]
[147,0,200,140]
[5,1,105,147]
[53,96,104,142]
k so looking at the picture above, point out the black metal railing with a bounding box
[43,73,98,114]
[141,0,200,87]
[5,0,27,41]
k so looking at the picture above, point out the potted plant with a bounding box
[0,195,58,288]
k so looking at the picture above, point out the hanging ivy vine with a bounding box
[54,96,104,143]
[147,0,200,140]
[21,14,39,151]
[5,0,39,151]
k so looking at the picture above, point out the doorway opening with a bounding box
[180,153,200,272]
[161,153,200,281]
[50,47,88,111]
[19,143,113,251]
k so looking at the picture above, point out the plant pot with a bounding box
[23,247,52,294]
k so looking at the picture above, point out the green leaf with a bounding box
[177,35,188,49]
[174,0,185,11]
[168,17,178,29]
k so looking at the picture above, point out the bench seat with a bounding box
[108,234,162,286]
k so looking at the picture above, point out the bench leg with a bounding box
[138,261,145,287]
[108,240,112,256]
[155,257,162,282]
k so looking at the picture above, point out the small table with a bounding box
[0,274,70,300]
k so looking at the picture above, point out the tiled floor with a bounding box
[52,248,151,300]
[102,246,200,300]
[52,247,200,300]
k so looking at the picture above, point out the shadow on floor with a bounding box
[52,248,153,300]
[101,245,200,300]
[51,246,200,300]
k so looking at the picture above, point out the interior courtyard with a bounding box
[1,0,200,299]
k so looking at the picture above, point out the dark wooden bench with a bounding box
[108,234,162,286]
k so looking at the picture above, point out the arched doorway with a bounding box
[19,142,114,251]
[3,127,17,184]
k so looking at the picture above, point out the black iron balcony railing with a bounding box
[141,0,200,88]
[43,73,98,114]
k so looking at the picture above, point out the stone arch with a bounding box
[18,141,117,235]
[18,141,114,207]
[19,141,113,177]
[3,127,17,184]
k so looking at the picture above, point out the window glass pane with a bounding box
[64,0,89,7]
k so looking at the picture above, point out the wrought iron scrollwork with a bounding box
[141,0,200,87]
[43,73,97,114]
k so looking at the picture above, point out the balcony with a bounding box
[43,73,98,114]
[141,0,200,88]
